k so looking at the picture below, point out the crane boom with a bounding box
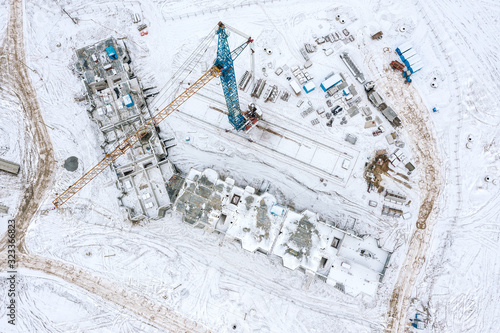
[53,22,253,208]
[215,22,253,131]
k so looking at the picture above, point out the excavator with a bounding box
[53,22,257,208]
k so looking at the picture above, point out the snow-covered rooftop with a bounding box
[174,168,391,296]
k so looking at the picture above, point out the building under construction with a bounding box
[174,168,392,297]
[75,37,176,221]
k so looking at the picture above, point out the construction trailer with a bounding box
[303,81,316,93]
[289,80,301,95]
[320,73,342,91]
[390,60,405,71]
[407,61,423,74]
[0,158,20,175]
[399,48,416,62]
[404,54,422,67]
[371,31,383,40]
[395,42,412,55]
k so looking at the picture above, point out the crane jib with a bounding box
[215,23,251,131]
[52,22,252,208]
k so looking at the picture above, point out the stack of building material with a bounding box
[251,79,266,98]
[340,52,365,83]
[300,107,314,118]
[304,43,317,53]
[239,70,252,90]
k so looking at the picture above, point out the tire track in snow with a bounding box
[0,1,209,332]
[0,0,55,253]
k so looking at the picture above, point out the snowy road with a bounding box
[2,0,499,331]
[379,67,443,333]
[0,1,205,332]
[0,0,54,253]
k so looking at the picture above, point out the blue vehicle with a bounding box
[106,46,118,60]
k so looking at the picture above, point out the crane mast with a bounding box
[53,22,253,208]
[215,22,248,130]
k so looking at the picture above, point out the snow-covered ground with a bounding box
[0,269,164,332]
[0,0,499,332]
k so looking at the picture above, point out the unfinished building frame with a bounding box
[75,37,176,221]
[174,168,392,297]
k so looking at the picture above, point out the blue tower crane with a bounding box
[52,22,257,208]
[214,22,254,131]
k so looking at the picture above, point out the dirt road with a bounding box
[18,252,208,332]
[0,0,55,253]
[380,69,443,332]
[0,1,207,331]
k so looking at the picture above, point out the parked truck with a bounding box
[390,60,405,71]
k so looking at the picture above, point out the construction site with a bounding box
[1,0,499,332]
[174,168,391,297]
[74,37,177,220]
[48,21,402,298]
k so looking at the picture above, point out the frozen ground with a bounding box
[0,269,164,332]
[0,0,499,332]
